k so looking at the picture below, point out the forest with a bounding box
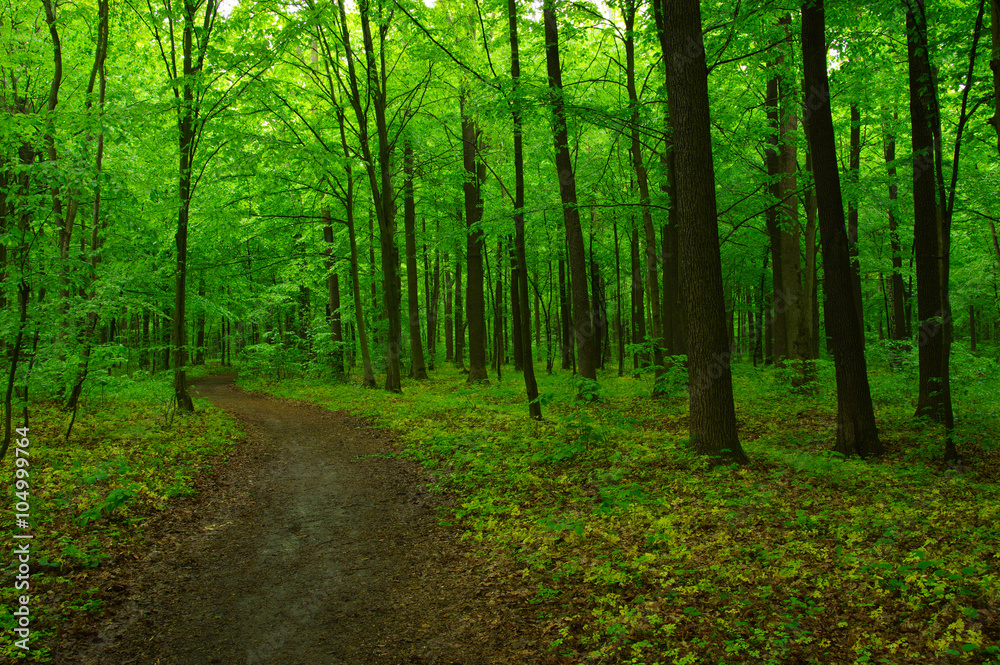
[2,0,1000,661]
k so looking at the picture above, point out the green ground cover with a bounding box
[242,348,1000,664]
[0,367,243,662]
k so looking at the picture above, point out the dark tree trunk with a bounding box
[461,101,488,383]
[337,0,402,392]
[195,276,206,365]
[613,221,625,377]
[906,0,952,426]
[629,227,647,369]
[508,0,540,416]
[559,257,572,370]
[333,91,376,387]
[510,243,524,371]
[884,125,908,341]
[323,210,344,377]
[403,142,427,380]
[765,72,786,364]
[848,103,865,335]
[444,254,454,361]
[454,256,466,370]
[776,17,811,382]
[804,146,821,358]
[801,0,882,457]
[991,0,999,154]
[662,0,748,463]
[544,0,597,390]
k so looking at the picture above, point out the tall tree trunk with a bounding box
[629,227,646,369]
[777,18,812,383]
[333,86,376,387]
[403,142,427,379]
[906,0,951,425]
[323,213,344,378]
[195,275,206,365]
[444,255,453,361]
[621,0,665,389]
[427,222,440,370]
[510,242,524,371]
[884,123,908,341]
[765,72,786,364]
[461,99,488,383]
[801,0,882,457]
[507,0,540,416]
[337,0,402,392]
[454,255,466,370]
[543,0,597,390]
[991,0,999,153]
[559,257,572,370]
[847,103,865,334]
[803,146,820,358]
[662,0,748,463]
[614,221,625,377]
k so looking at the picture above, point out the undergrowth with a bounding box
[0,365,243,661]
[242,352,1000,665]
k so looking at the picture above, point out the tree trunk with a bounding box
[323,213,344,378]
[333,91,376,387]
[662,0,748,463]
[803,147,821,358]
[461,100,488,383]
[884,123,908,341]
[906,0,952,426]
[559,257,572,370]
[543,0,597,390]
[777,18,812,383]
[444,255,453,361]
[337,0,403,392]
[801,0,882,457]
[454,255,466,370]
[614,221,625,377]
[403,142,427,379]
[991,0,999,153]
[848,103,865,335]
[629,227,646,369]
[765,72,786,364]
[507,0,540,417]
[195,275,206,365]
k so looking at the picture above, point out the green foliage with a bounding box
[246,360,1000,664]
[0,374,244,661]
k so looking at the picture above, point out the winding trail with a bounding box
[75,375,542,664]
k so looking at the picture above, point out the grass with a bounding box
[241,347,1000,665]
[0,365,244,662]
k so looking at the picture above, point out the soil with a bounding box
[62,374,553,665]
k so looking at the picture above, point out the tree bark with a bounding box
[991,0,999,153]
[906,0,951,425]
[403,142,427,379]
[765,72,786,364]
[543,0,597,390]
[337,0,403,392]
[801,0,882,457]
[662,0,748,463]
[454,255,466,370]
[461,99,488,383]
[777,18,812,382]
[507,0,540,416]
[884,123,908,341]
[847,103,864,335]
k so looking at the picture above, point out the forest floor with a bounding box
[63,374,550,665]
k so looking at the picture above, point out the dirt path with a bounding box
[71,375,546,664]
